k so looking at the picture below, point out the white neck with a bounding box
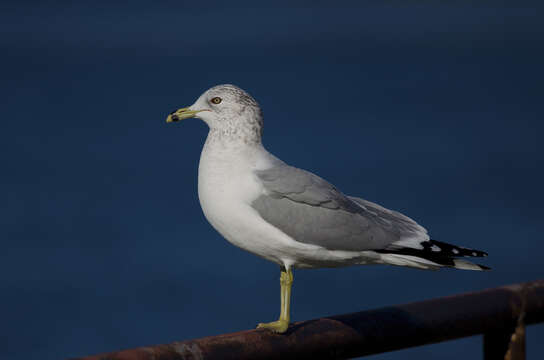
[204,124,262,147]
[198,128,280,192]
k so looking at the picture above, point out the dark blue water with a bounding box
[1,2,543,359]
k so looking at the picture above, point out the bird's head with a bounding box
[166,84,263,142]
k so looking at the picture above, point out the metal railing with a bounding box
[71,279,544,360]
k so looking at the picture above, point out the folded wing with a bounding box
[252,164,429,252]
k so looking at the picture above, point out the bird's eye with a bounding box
[211,97,222,104]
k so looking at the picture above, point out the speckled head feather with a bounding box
[191,84,264,144]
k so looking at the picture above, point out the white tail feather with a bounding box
[379,254,441,270]
[453,259,488,271]
[380,253,488,271]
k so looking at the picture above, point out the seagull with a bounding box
[166,84,489,333]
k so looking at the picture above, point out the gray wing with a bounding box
[252,164,428,251]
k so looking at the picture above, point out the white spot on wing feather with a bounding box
[391,236,429,250]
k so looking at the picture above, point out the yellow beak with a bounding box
[166,107,206,123]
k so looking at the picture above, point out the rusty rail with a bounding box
[71,279,544,360]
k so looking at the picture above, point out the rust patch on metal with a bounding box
[173,342,203,360]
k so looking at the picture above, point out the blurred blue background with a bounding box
[1,1,543,359]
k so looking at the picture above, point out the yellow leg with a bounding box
[257,268,293,333]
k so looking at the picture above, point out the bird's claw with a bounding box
[257,319,289,333]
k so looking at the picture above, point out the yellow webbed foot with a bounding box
[256,319,289,333]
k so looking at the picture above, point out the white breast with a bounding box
[197,137,296,266]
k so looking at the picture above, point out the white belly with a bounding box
[197,141,294,266]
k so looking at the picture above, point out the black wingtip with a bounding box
[377,239,489,270]
[429,239,488,258]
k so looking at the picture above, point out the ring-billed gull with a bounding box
[166,84,488,333]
